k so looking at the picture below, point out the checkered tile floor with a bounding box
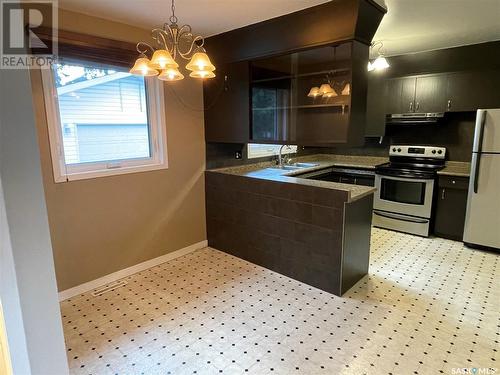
[61,228,499,374]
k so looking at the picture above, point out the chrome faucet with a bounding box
[278,145,291,168]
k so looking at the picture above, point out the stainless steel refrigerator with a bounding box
[463,109,500,250]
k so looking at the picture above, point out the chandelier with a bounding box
[130,0,215,81]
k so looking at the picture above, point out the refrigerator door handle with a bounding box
[473,110,487,194]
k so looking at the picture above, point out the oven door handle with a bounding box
[373,210,429,224]
[375,170,434,180]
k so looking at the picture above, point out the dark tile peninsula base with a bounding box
[205,171,373,296]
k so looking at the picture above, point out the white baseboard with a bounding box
[58,240,208,301]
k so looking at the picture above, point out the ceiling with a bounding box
[58,0,500,57]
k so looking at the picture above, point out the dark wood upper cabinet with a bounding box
[414,75,448,112]
[384,77,416,114]
[446,70,500,111]
[202,0,385,144]
[249,41,369,146]
[203,61,250,143]
[384,74,448,114]
[400,77,417,113]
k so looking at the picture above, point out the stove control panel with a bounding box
[389,145,446,159]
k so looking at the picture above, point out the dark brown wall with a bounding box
[207,111,475,167]
[301,112,476,162]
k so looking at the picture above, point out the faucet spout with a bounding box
[278,145,289,168]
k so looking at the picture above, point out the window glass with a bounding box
[53,61,151,164]
[247,144,297,159]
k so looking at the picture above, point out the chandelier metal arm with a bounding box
[178,33,204,59]
[151,29,169,50]
[143,25,205,61]
[135,41,155,56]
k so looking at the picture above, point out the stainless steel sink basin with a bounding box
[267,165,302,171]
[267,162,320,171]
[291,162,320,168]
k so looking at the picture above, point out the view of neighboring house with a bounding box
[56,67,150,164]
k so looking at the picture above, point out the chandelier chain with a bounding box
[169,0,178,24]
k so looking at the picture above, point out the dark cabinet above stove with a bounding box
[385,74,448,115]
[366,68,500,136]
[365,41,500,136]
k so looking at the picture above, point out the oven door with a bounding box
[374,173,434,218]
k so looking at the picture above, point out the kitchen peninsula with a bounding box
[205,154,386,296]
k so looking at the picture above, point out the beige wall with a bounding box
[32,10,207,291]
[0,301,12,375]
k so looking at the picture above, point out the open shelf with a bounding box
[252,68,351,84]
[252,103,349,111]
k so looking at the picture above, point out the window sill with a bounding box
[56,162,169,183]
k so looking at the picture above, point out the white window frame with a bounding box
[40,64,168,183]
[247,144,297,159]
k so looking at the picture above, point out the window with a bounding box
[41,59,167,182]
[247,144,297,159]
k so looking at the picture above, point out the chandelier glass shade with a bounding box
[158,67,184,81]
[130,0,215,81]
[368,41,390,72]
[129,57,160,77]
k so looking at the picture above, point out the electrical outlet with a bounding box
[235,151,242,159]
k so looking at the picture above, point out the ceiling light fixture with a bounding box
[368,41,390,72]
[130,0,215,81]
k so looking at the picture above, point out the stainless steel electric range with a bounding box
[373,145,446,237]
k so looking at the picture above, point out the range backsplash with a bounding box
[206,112,476,169]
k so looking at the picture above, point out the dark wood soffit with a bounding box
[380,41,500,78]
[204,0,386,64]
[35,27,138,67]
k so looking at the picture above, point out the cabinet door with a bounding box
[446,70,500,112]
[400,77,417,113]
[414,75,447,112]
[204,61,250,143]
[386,77,416,114]
[434,177,469,240]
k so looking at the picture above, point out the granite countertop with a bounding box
[438,161,471,177]
[207,154,389,202]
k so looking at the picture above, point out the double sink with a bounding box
[267,162,320,171]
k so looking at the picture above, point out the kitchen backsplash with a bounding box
[206,112,476,169]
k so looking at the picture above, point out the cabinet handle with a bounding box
[415,102,420,111]
[354,178,357,185]
[409,102,413,112]
[447,99,452,111]
[441,188,446,200]
[224,75,229,91]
